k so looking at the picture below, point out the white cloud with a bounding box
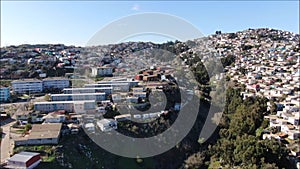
[131,4,140,11]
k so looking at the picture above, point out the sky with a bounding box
[1,1,299,47]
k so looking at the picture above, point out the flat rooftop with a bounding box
[34,100,95,104]
[51,93,105,96]
[63,87,113,90]
[12,79,42,83]
[28,123,62,139]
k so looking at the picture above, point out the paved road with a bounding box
[1,121,15,164]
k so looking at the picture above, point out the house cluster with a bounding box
[3,28,299,168]
[83,41,169,77]
[134,66,174,82]
[81,74,175,132]
[12,108,83,151]
[0,44,81,79]
[28,78,140,133]
[212,28,300,164]
[29,69,177,134]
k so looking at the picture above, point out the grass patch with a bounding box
[12,129,24,134]
[42,155,56,162]
[14,145,55,154]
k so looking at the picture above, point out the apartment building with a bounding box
[34,100,95,113]
[51,93,106,101]
[12,79,43,94]
[43,78,70,90]
[63,87,112,95]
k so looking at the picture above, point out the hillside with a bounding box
[2,28,300,169]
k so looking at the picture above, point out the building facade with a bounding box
[84,83,130,92]
[12,79,43,94]
[34,100,95,113]
[51,93,106,101]
[42,78,70,90]
[91,67,113,77]
[0,87,10,102]
[14,123,62,146]
[63,87,112,95]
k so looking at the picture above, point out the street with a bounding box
[0,121,15,164]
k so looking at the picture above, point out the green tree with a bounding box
[25,124,32,132]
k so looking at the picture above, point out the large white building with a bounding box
[84,83,130,92]
[97,80,139,88]
[91,67,113,77]
[63,87,112,95]
[34,100,95,113]
[42,78,70,90]
[83,80,139,92]
[11,78,70,94]
[12,79,43,94]
[51,93,106,101]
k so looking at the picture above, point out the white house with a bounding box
[85,123,95,132]
[96,119,117,132]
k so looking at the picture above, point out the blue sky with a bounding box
[1,1,299,46]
